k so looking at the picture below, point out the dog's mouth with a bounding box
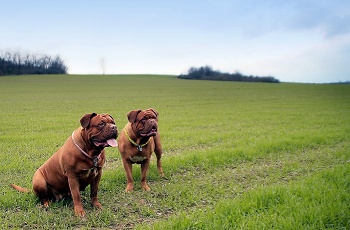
[93,131,118,147]
[93,125,118,148]
[93,138,118,147]
[139,127,157,137]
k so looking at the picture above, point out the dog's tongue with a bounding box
[107,139,118,147]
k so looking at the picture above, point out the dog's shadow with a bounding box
[37,192,92,209]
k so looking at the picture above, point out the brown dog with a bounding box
[118,108,164,192]
[10,113,118,217]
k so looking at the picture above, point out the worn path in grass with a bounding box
[0,75,349,229]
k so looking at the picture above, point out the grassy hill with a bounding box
[0,74,349,229]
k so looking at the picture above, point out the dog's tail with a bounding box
[10,184,32,193]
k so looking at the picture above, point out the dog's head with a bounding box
[80,113,118,148]
[127,108,159,137]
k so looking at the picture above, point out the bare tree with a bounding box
[0,51,68,76]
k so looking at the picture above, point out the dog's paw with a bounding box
[141,184,151,191]
[125,184,134,192]
[42,200,52,207]
[91,197,103,209]
[92,202,103,210]
[75,210,86,218]
[74,206,86,218]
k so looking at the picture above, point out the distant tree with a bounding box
[178,65,280,83]
[0,51,68,76]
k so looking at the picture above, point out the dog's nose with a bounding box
[111,125,118,136]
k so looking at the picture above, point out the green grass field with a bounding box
[0,74,349,229]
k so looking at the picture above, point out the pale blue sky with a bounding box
[1,0,350,83]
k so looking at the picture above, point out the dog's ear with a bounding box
[149,108,159,117]
[127,110,142,123]
[80,113,97,128]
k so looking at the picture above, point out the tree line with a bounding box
[0,51,68,76]
[178,66,280,83]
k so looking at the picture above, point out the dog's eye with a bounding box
[99,122,105,127]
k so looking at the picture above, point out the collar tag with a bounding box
[93,157,100,167]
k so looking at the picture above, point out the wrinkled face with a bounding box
[129,109,159,137]
[81,113,118,148]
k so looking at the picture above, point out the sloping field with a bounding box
[0,74,349,229]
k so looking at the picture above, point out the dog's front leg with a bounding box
[122,159,134,192]
[68,177,85,217]
[141,159,151,191]
[90,169,103,209]
[154,132,164,177]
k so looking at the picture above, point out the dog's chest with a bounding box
[129,155,147,163]
[83,168,98,178]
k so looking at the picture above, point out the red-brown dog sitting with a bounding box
[10,113,118,217]
[118,108,164,192]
